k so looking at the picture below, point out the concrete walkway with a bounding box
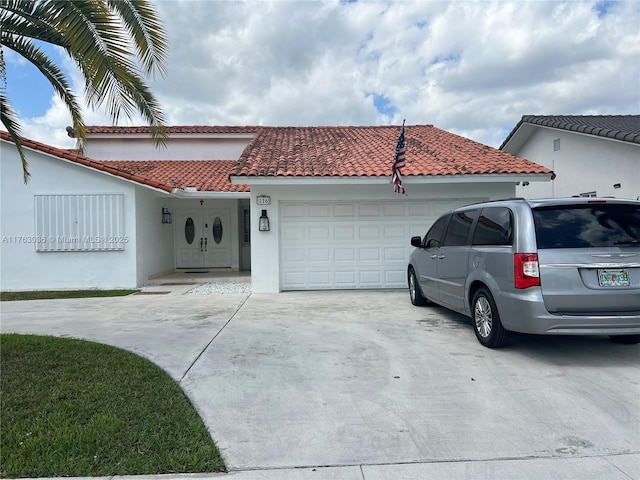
[1,285,638,479]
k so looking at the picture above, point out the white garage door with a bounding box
[279,200,473,290]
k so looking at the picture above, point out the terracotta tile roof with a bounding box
[103,161,249,192]
[232,125,551,178]
[1,130,176,192]
[85,125,260,135]
[500,115,640,149]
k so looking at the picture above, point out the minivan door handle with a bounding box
[431,254,438,259]
[438,255,445,259]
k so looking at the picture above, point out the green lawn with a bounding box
[1,290,138,301]
[0,334,225,478]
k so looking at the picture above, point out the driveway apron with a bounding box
[1,290,639,476]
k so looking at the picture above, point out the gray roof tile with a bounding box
[500,115,640,149]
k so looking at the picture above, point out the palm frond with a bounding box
[0,89,30,183]
[106,0,168,77]
[0,0,169,181]
[1,30,86,148]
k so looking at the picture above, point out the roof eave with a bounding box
[170,189,250,199]
[230,173,553,186]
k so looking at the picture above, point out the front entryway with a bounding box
[175,208,231,268]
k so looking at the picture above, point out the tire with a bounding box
[471,287,511,348]
[609,335,640,344]
[408,268,428,306]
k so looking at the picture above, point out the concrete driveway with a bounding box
[1,290,639,479]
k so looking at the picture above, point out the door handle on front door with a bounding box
[200,238,203,252]
[204,237,208,252]
[431,254,438,259]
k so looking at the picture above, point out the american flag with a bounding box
[392,121,406,195]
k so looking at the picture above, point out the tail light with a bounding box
[514,253,540,289]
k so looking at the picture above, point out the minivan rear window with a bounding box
[532,204,640,248]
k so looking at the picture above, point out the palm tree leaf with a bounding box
[1,30,86,148]
[0,0,169,182]
[0,89,30,183]
[106,0,167,77]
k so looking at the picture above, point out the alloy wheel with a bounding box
[475,296,493,338]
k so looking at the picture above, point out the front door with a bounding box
[176,208,231,268]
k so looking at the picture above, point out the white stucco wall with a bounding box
[512,128,640,200]
[249,181,515,293]
[85,135,253,161]
[134,189,175,285]
[1,142,141,290]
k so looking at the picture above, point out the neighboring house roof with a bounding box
[103,161,249,192]
[231,125,550,178]
[500,115,640,150]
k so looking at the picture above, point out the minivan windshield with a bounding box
[532,203,640,249]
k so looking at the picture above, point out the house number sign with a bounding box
[256,195,271,205]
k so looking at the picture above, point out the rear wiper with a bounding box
[613,239,640,245]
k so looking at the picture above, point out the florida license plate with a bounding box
[598,269,630,287]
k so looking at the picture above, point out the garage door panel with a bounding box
[280,199,481,290]
[335,271,357,286]
[281,204,306,217]
[384,203,405,216]
[309,248,331,262]
[282,271,306,289]
[358,203,381,216]
[360,270,382,285]
[309,271,331,287]
[385,270,407,285]
[282,247,306,263]
[309,226,331,240]
[334,226,355,240]
[384,247,407,261]
[282,225,305,241]
[384,224,406,239]
[359,247,381,261]
[334,248,356,262]
[334,203,355,217]
[358,225,380,240]
[309,204,330,217]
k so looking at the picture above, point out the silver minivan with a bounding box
[408,197,640,348]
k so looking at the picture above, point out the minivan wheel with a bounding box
[472,288,511,348]
[408,268,428,306]
[609,334,640,345]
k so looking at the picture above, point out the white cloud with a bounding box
[13,0,640,149]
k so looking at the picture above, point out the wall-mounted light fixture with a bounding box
[162,207,172,224]
[522,181,530,187]
[259,209,270,231]
[613,183,621,189]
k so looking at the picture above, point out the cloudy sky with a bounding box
[5,0,640,150]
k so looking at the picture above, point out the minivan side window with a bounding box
[443,210,478,246]
[424,214,449,248]
[473,207,513,246]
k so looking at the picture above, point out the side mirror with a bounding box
[411,236,423,248]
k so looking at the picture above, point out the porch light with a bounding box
[259,209,270,232]
[162,207,172,224]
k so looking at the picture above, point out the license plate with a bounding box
[598,269,630,287]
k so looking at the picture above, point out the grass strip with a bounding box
[0,334,225,478]
[1,290,138,301]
